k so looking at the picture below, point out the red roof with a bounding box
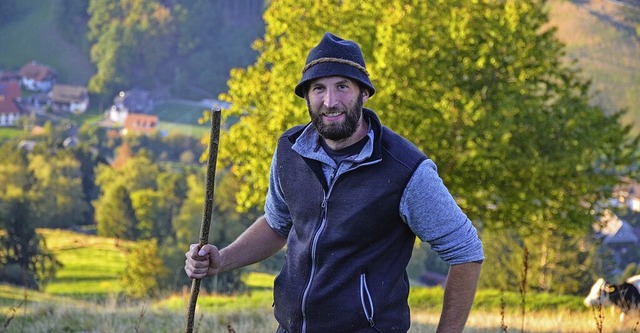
[123,113,159,134]
[0,81,21,115]
[19,61,55,81]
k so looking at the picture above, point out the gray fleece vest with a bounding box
[273,110,427,332]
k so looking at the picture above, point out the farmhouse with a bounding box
[595,211,639,246]
[49,84,89,114]
[593,208,640,272]
[19,61,57,92]
[108,88,154,124]
[122,113,159,135]
[0,81,22,127]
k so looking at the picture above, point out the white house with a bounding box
[19,61,56,92]
[108,88,153,124]
[49,84,89,114]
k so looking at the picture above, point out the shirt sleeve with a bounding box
[264,147,293,237]
[400,159,484,265]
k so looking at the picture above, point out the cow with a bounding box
[584,276,640,322]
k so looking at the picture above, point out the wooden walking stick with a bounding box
[186,106,222,333]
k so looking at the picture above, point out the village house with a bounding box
[594,207,640,273]
[19,61,57,92]
[122,113,159,135]
[0,71,21,83]
[587,180,640,275]
[595,211,639,247]
[108,88,153,123]
[49,84,89,114]
[0,81,22,127]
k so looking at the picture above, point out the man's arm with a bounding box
[185,216,287,278]
[436,261,482,333]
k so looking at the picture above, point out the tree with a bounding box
[96,150,160,192]
[95,184,138,240]
[86,0,264,100]
[0,143,61,289]
[120,238,169,298]
[130,189,163,240]
[171,0,265,98]
[87,0,178,95]
[28,150,89,228]
[216,0,638,292]
[72,144,108,226]
[0,197,61,290]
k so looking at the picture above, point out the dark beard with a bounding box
[308,92,364,141]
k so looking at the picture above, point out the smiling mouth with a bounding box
[323,111,344,119]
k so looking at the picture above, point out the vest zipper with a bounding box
[300,189,329,333]
[360,271,378,330]
[301,163,345,332]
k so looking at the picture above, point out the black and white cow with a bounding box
[584,276,640,322]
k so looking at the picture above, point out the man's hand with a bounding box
[184,244,221,279]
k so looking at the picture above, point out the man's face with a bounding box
[306,76,369,141]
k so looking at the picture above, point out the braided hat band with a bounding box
[302,57,370,77]
[295,33,375,98]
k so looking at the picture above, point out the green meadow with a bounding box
[41,229,132,298]
[0,229,631,332]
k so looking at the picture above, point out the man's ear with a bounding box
[361,88,370,104]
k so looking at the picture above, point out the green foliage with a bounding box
[172,170,255,294]
[0,144,62,289]
[86,0,264,100]
[480,229,606,294]
[28,150,90,228]
[0,197,62,290]
[217,0,639,293]
[120,239,169,298]
[95,184,138,239]
[87,0,178,94]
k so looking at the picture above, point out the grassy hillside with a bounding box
[0,0,94,85]
[40,229,132,298]
[548,0,640,133]
[0,229,622,332]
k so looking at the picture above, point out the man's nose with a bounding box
[323,89,338,108]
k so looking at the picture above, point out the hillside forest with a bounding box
[1,0,640,300]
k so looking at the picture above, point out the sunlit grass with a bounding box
[0,229,629,332]
[40,229,133,298]
[0,128,25,141]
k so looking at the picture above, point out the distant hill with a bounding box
[547,0,640,133]
[1,0,639,133]
[0,1,94,85]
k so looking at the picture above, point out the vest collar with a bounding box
[290,108,383,165]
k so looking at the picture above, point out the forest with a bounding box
[1,0,640,302]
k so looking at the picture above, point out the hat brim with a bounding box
[294,62,375,97]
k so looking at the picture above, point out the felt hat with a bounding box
[295,32,375,98]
